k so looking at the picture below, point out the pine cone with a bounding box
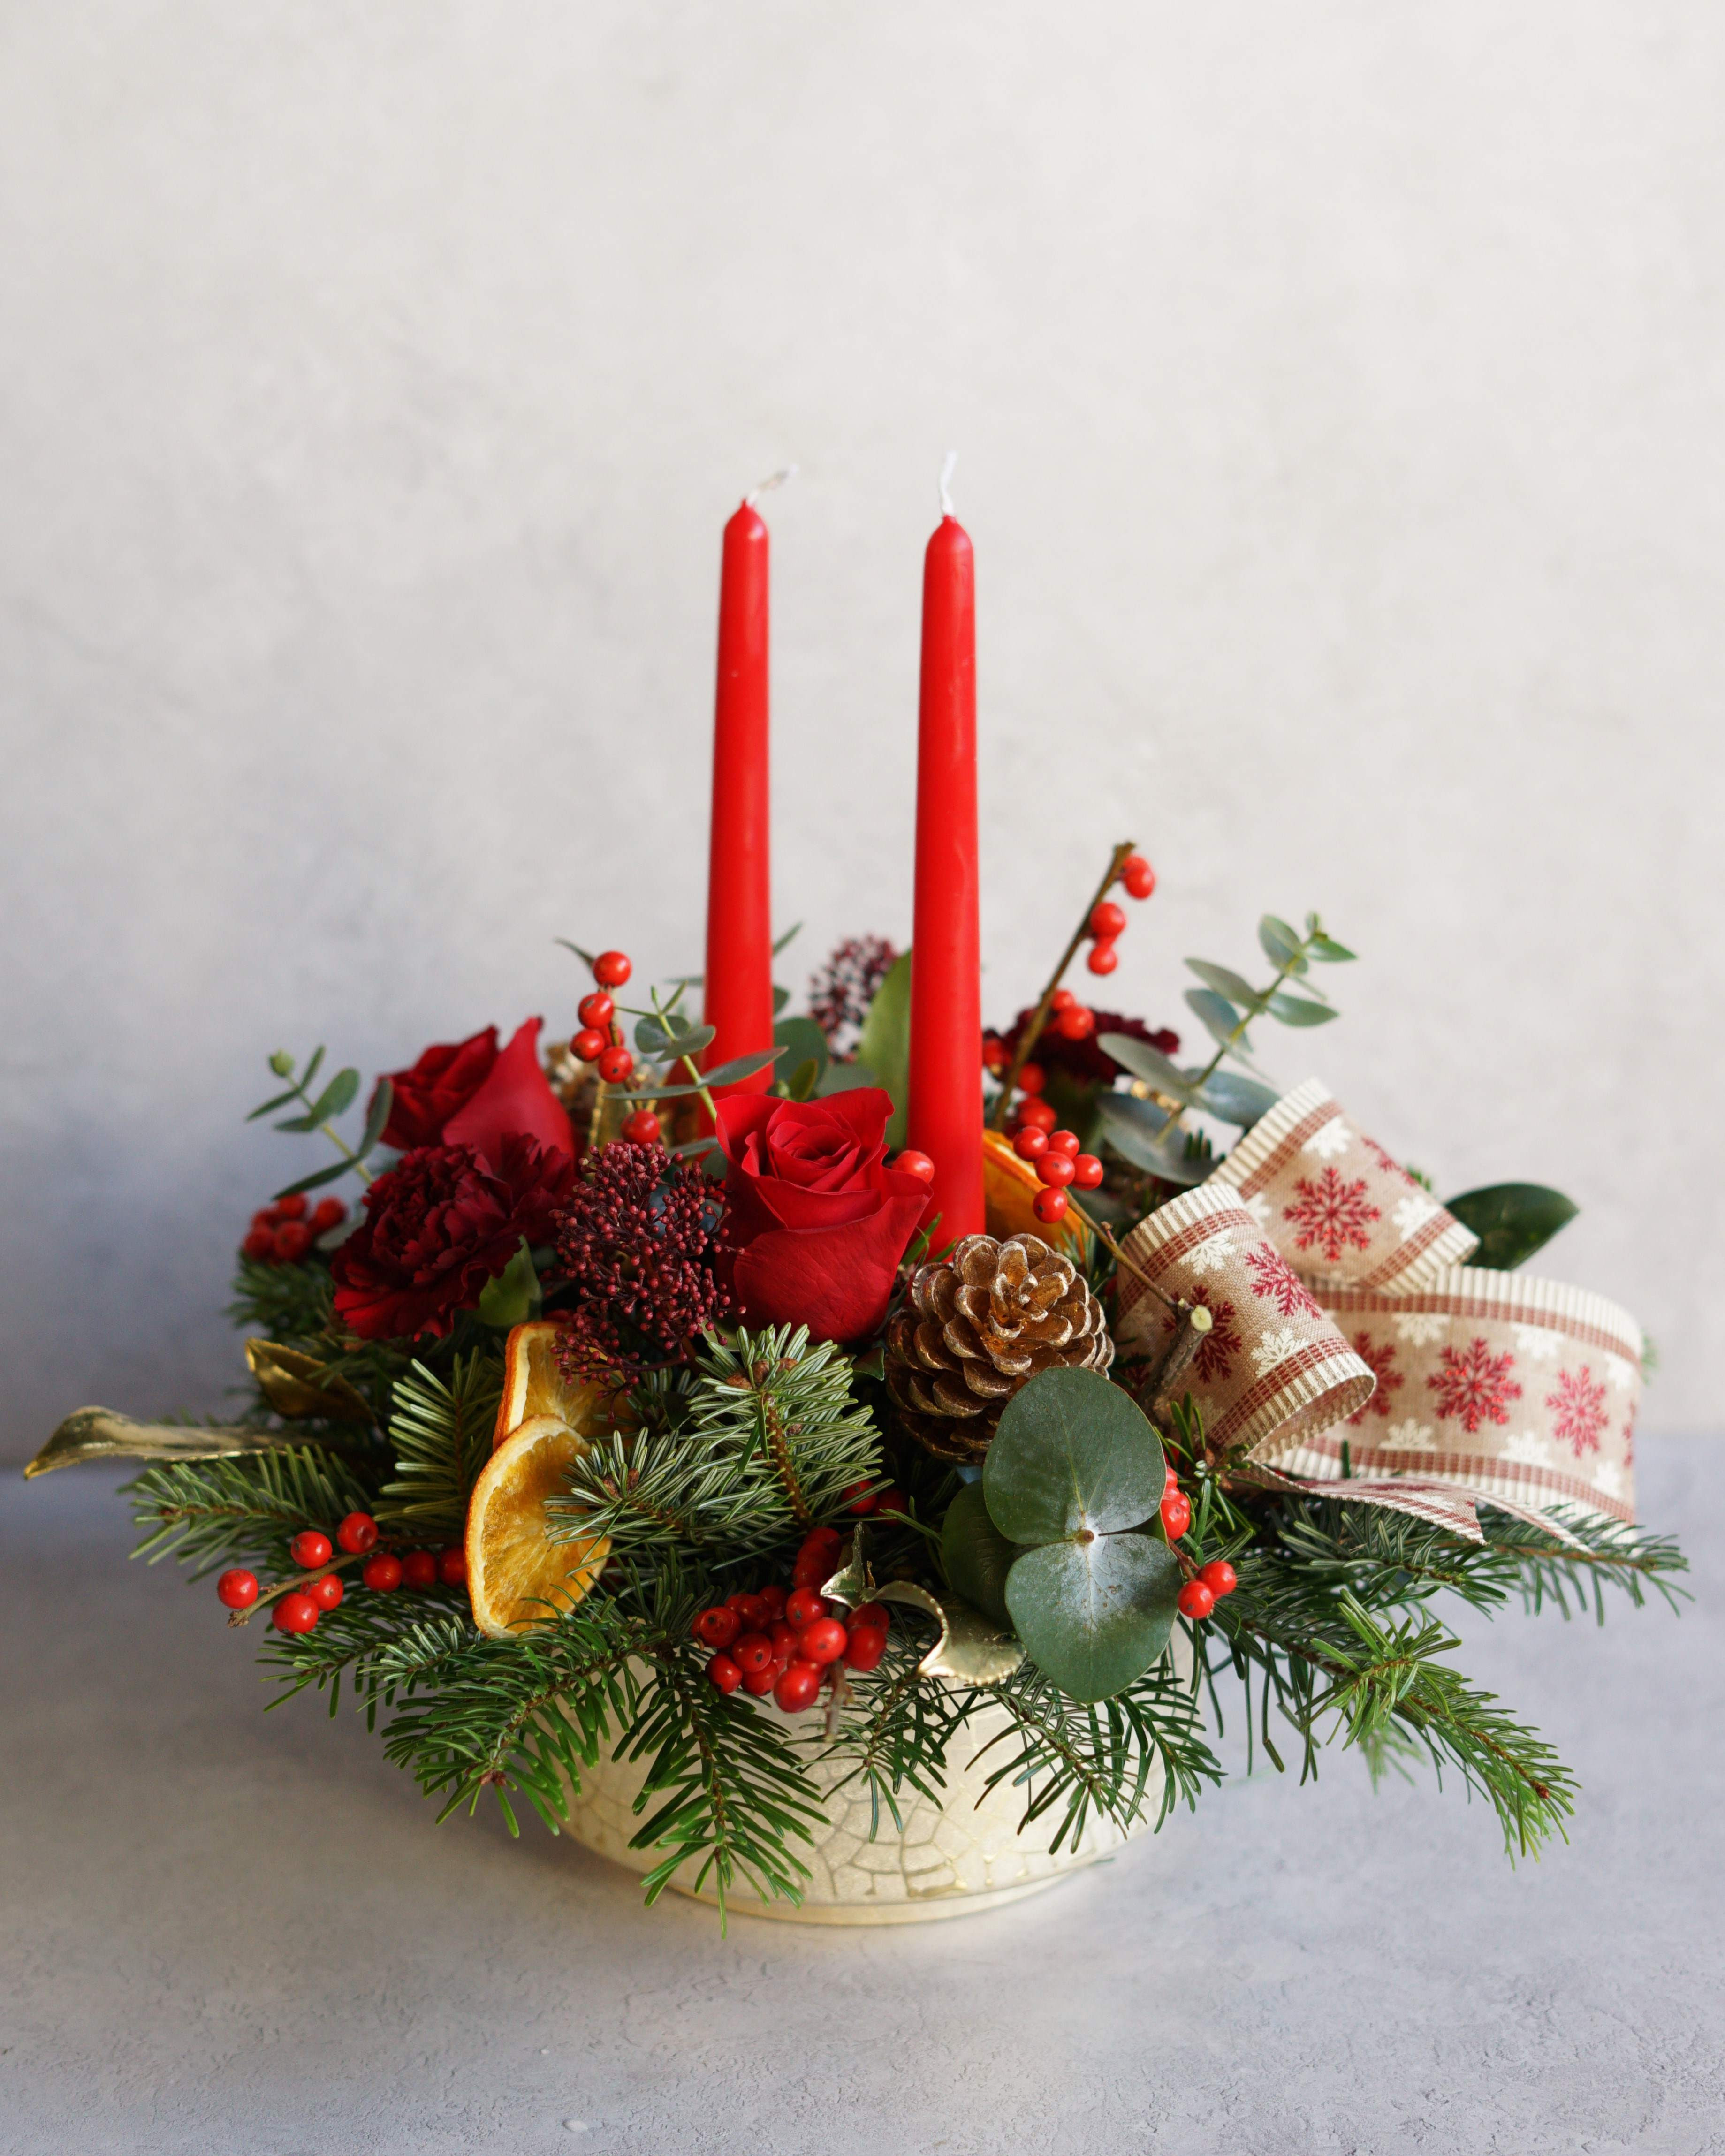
[885,1232,1115,1463]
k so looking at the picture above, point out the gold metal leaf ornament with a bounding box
[24,1408,296,1479]
[244,1340,372,1423]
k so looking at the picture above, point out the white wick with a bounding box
[939,449,958,517]
[745,464,798,509]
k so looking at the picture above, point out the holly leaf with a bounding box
[1444,1184,1579,1270]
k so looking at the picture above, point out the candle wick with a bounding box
[745,464,798,509]
[938,449,958,519]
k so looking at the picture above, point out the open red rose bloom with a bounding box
[714,1088,930,1343]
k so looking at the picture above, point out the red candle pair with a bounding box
[701,478,985,1246]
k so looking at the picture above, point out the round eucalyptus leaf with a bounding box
[1004,1530,1180,1704]
[984,1369,1166,1547]
[1185,958,1259,1006]
[941,1481,1017,1626]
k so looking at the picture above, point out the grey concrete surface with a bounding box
[2,1442,1719,2156]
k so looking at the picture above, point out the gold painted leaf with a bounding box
[25,1407,295,1479]
[244,1340,372,1423]
[876,1580,1025,1686]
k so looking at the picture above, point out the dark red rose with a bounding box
[330,1134,574,1342]
[714,1087,928,1343]
[376,1017,573,1165]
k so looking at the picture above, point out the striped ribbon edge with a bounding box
[1277,1432,1631,1528]
[1210,1338,1375,1454]
[1321,1269,1643,1365]
[1116,1185,1261,1324]
[1204,1077,1339,1198]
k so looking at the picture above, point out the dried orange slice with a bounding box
[981,1129,1089,1256]
[493,1320,604,1453]
[465,1413,611,1638]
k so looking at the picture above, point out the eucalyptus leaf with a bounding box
[306,1067,361,1124]
[272,1158,357,1200]
[772,984,791,1014]
[1186,958,1259,1006]
[1096,1033,1198,1100]
[1194,1070,1280,1127]
[983,1367,1166,1545]
[1094,1094,1208,1185]
[1258,917,1305,969]
[773,922,803,954]
[636,1016,716,1060]
[857,949,912,1151]
[555,938,596,967]
[815,1059,880,1096]
[773,1015,830,1086]
[246,1086,302,1123]
[1004,1531,1180,1704]
[301,1046,327,1093]
[941,1482,1017,1627]
[1308,934,1356,963]
[477,1238,540,1329]
[702,1048,786,1088]
[1265,992,1338,1028]
[1444,1183,1579,1270]
[1185,987,1249,1055]
[359,1076,395,1157]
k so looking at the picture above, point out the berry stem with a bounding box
[1062,1192,1180,1309]
[225,1550,365,1627]
[988,840,1137,1131]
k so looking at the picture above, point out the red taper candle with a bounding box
[702,500,775,1097]
[905,501,986,1245]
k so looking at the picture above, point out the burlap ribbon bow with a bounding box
[1115,1078,1641,1539]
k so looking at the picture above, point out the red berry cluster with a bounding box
[241,1191,348,1265]
[570,952,644,1108]
[1155,1464,1240,1621]
[697,1526,893,1714]
[1010,1118,1103,1228]
[215,1511,466,1636]
[1087,852,1156,976]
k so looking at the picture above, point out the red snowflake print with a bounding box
[1622,1406,1636,1469]
[1163,1284,1242,1386]
[1282,1168,1382,1263]
[1544,1366,1609,1458]
[1346,1332,1405,1424]
[1361,1134,1415,1186]
[1426,1337,1522,1434]
[1243,1245,1322,1320]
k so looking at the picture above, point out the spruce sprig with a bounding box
[376,1351,502,1544]
[126,1444,374,1577]
[819,1637,973,1836]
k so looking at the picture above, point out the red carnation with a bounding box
[375,1018,573,1165]
[996,1008,1180,1088]
[330,1135,574,1342]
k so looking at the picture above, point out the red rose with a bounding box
[377,1017,573,1165]
[714,1088,928,1343]
[330,1134,574,1342]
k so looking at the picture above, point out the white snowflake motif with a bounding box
[1391,1192,1439,1244]
[1502,1431,1553,1467]
[1302,1116,1352,1162]
[1184,1232,1238,1276]
[1603,1353,1637,1394]
[1250,1325,1305,1376]
[1594,1461,1628,1501]
[1243,1192,1275,1230]
[1512,1325,1564,1364]
[1381,1418,1435,1450]
[1393,1312,1449,1348]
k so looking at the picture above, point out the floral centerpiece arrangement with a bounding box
[31,486,1684,1924]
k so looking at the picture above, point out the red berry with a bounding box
[241,1228,276,1261]
[982,1034,1006,1073]
[309,1571,344,1612]
[1164,1461,1181,1494]
[401,1550,438,1590]
[732,1632,774,1676]
[1200,1560,1239,1598]
[251,1208,282,1232]
[363,1553,403,1592]
[694,1606,741,1649]
[741,1663,778,1695]
[769,1621,799,1666]
[1086,939,1120,977]
[707,1653,743,1694]
[730,1592,770,1632]
[1033,1187,1070,1225]
[844,1625,888,1673]
[571,1027,608,1063]
[275,1193,309,1221]
[850,1602,890,1630]
[799,1617,848,1666]
[273,1222,313,1262]
[1046,1128,1081,1158]
[1013,1126,1049,1161]
[1016,1097,1057,1133]
[309,1197,348,1234]
[1089,901,1127,940]
[597,1046,634,1085]
[873,1488,907,1518]
[216,1568,258,1610]
[894,1149,936,1184]
[1036,1152,1075,1189]
[1178,1579,1216,1621]
[757,1584,787,1619]
[578,991,615,1029]
[799,1526,844,1559]
[336,1511,378,1555]
[1072,1154,1104,1189]
[437,1548,467,1587]
[1017,1062,1046,1096]
[273,1591,319,1634]
[593,950,632,987]
[290,1531,333,1570]
[844,1480,880,1515]
[1055,1005,1095,1041]
[785,1587,828,1630]
[774,1660,823,1713]
[1049,988,1077,1013]
[1121,855,1156,900]
[1161,1492,1192,1540]
[622,1109,661,1145]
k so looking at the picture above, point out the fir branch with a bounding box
[228,1255,341,1350]
[1483,1504,1690,1622]
[818,1638,973,1836]
[376,1351,502,1544]
[125,1444,375,1577]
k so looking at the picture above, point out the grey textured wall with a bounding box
[3,2,1721,1458]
